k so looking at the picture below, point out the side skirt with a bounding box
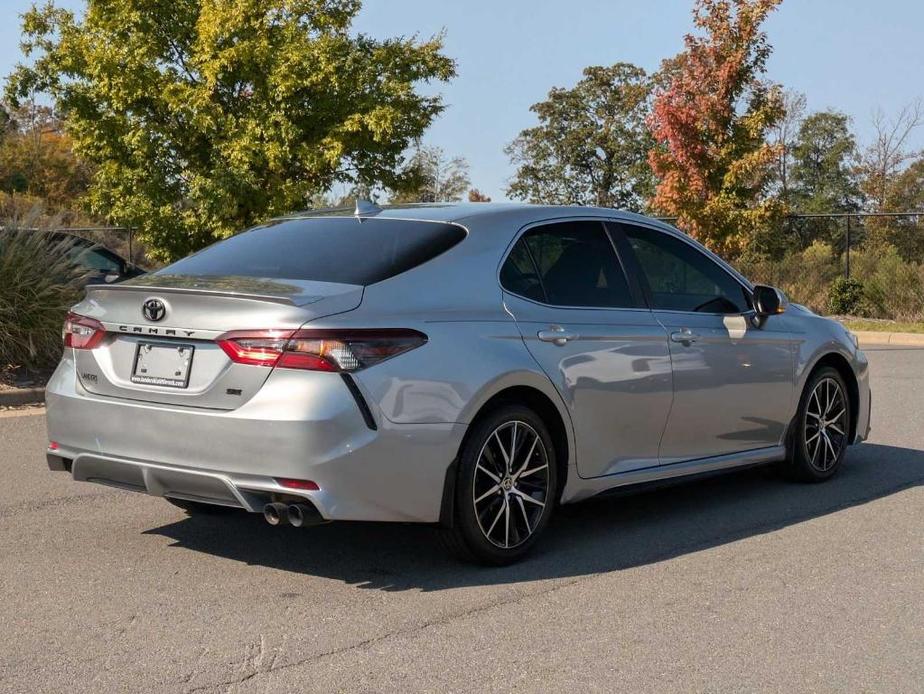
[562,446,787,505]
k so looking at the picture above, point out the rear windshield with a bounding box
[155,217,466,286]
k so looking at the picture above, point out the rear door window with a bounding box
[156,218,466,286]
[500,221,634,308]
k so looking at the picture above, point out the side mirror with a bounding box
[104,272,121,284]
[753,284,788,317]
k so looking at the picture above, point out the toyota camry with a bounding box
[45,202,871,564]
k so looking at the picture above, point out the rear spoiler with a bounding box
[86,283,297,306]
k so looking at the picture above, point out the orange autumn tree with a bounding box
[648,0,785,257]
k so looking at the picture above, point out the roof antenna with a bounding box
[354,199,382,218]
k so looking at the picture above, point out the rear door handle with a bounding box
[670,329,699,345]
[538,326,578,346]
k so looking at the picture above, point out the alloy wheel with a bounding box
[804,377,848,472]
[472,420,550,549]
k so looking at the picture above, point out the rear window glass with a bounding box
[155,218,466,286]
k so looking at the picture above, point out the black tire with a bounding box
[784,366,851,482]
[165,498,237,515]
[440,404,558,565]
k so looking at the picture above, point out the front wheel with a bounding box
[785,367,851,482]
[441,405,558,565]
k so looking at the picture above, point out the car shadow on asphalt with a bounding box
[144,442,924,591]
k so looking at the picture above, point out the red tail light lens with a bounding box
[216,329,427,372]
[63,312,106,349]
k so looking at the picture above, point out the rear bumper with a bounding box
[45,358,465,522]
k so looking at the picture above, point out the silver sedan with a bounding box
[45,202,871,564]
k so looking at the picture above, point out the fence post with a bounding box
[844,215,851,279]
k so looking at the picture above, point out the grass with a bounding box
[837,318,924,334]
[0,228,86,370]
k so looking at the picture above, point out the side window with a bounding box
[623,225,750,314]
[70,246,123,274]
[500,221,633,308]
[499,239,545,302]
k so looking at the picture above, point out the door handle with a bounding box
[538,326,578,346]
[670,329,699,346]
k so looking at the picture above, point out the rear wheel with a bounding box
[441,405,558,565]
[786,367,851,481]
[165,498,236,515]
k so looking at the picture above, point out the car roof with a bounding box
[278,201,678,232]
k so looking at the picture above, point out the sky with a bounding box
[2,0,923,201]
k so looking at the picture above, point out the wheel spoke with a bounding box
[474,484,500,504]
[823,433,837,466]
[486,499,506,538]
[806,430,820,445]
[508,422,518,473]
[476,463,500,484]
[515,495,532,534]
[512,435,539,479]
[810,388,822,417]
[517,463,548,480]
[828,423,845,436]
[811,432,822,467]
[511,488,545,507]
[503,497,511,548]
[493,431,511,469]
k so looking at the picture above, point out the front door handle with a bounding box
[538,325,578,346]
[670,328,700,346]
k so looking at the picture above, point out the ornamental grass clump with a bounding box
[0,228,86,371]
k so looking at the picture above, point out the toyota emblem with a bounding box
[142,298,167,322]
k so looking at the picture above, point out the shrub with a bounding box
[738,241,840,314]
[828,277,864,315]
[0,229,86,371]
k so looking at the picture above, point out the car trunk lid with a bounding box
[70,275,363,409]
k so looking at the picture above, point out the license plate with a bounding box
[131,342,195,388]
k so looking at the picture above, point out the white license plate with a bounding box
[131,342,195,388]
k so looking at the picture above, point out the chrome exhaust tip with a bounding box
[287,502,322,528]
[263,502,290,526]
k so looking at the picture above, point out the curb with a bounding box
[854,331,924,347]
[0,387,45,407]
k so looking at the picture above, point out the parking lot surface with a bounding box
[1,347,922,693]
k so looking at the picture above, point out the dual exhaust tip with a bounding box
[263,501,322,528]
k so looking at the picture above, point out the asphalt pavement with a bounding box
[0,346,921,693]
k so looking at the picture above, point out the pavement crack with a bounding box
[0,490,125,520]
[187,573,596,692]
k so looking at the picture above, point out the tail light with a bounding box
[216,329,427,372]
[63,312,106,349]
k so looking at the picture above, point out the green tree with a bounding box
[869,156,924,260]
[790,111,862,213]
[388,145,470,203]
[6,1,456,261]
[505,63,654,210]
[648,0,785,257]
